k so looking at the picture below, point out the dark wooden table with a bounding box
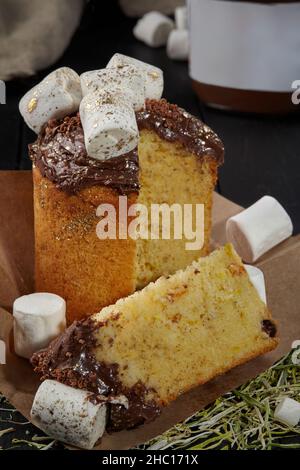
[1,1,300,451]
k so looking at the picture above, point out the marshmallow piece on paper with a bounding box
[19,67,82,134]
[175,6,188,30]
[133,11,174,48]
[107,53,164,100]
[31,380,107,449]
[81,65,145,111]
[167,29,189,61]
[226,196,293,263]
[274,397,300,427]
[244,265,267,304]
[80,90,139,161]
[13,293,66,359]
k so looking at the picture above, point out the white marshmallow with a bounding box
[274,397,300,427]
[13,293,66,359]
[175,6,188,30]
[0,340,5,364]
[31,380,107,449]
[19,67,82,134]
[133,11,174,48]
[107,53,164,100]
[80,90,139,161]
[167,29,189,61]
[226,196,293,263]
[244,265,267,304]
[292,348,300,366]
[291,341,300,366]
[81,65,145,111]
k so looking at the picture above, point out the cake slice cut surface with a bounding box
[32,244,278,431]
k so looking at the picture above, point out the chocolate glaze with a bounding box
[31,319,161,432]
[261,319,277,338]
[137,99,224,163]
[29,114,140,195]
[29,99,224,195]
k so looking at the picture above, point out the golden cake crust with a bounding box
[33,167,137,323]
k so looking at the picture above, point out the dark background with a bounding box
[0,0,300,451]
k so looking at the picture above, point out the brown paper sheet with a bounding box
[0,170,300,450]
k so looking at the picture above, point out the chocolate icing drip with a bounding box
[29,100,224,195]
[137,99,224,164]
[29,114,140,195]
[31,320,161,432]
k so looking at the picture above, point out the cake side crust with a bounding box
[33,167,138,324]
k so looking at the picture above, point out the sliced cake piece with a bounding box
[32,244,278,432]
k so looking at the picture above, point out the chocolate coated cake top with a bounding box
[29,99,224,194]
[29,113,140,195]
[137,99,224,163]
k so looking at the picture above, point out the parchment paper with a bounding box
[0,171,299,450]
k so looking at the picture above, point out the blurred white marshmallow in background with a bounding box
[175,6,188,30]
[133,11,174,47]
[167,29,189,61]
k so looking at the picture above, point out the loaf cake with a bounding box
[32,244,278,432]
[30,98,223,324]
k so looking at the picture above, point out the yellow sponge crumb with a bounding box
[93,244,278,405]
